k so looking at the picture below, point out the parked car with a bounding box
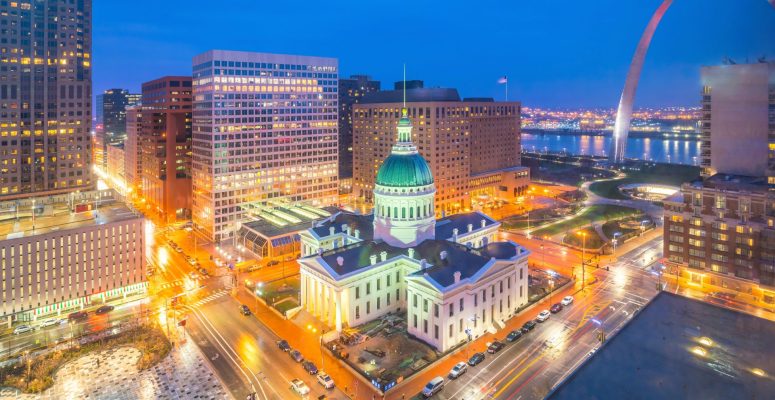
[302,360,318,375]
[13,325,32,335]
[561,295,574,306]
[422,376,445,397]
[536,310,551,322]
[550,303,563,313]
[240,304,251,316]
[40,318,63,328]
[487,341,505,354]
[506,330,523,342]
[448,362,468,379]
[468,352,485,366]
[316,372,335,389]
[175,247,183,253]
[267,260,280,267]
[95,305,114,315]
[68,311,88,321]
[521,320,537,333]
[289,349,304,362]
[290,379,310,396]
[277,340,291,352]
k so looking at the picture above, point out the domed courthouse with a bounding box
[298,109,530,352]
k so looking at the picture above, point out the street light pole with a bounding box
[576,231,587,290]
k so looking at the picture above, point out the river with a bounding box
[521,132,701,165]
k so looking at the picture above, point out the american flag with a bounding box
[497,76,508,84]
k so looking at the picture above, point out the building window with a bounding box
[413,314,417,328]
[424,319,428,333]
[520,286,523,298]
[366,282,371,295]
[434,304,439,317]
[520,268,523,280]
[449,303,453,317]
[424,299,428,313]
[434,324,439,339]
[396,270,400,283]
[474,293,478,307]
[507,277,511,289]
[366,301,371,314]
[449,324,453,338]
[459,298,464,312]
[377,278,381,291]
[387,275,391,287]
[355,286,360,299]
[482,289,486,303]
[413,294,418,308]
[356,306,360,319]
[387,293,391,306]
[459,318,463,332]
[377,297,381,310]
[499,281,503,293]
[482,309,486,322]
[396,288,400,302]
[491,286,495,298]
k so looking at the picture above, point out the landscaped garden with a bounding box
[0,325,170,393]
[589,162,700,200]
[532,204,641,237]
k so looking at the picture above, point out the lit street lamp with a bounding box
[576,231,587,289]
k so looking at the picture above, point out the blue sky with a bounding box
[94,0,775,108]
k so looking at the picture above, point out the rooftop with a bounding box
[687,173,770,193]
[435,211,499,240]
[311,212,374,240]
[0,202,140,240]
[241,205,340,239]
[550,292,775,400]
[360,88,461,104]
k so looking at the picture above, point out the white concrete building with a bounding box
[298,108,529,352]
[0,193,147,326]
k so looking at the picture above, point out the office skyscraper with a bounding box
[96,89,140,169]
[338,75,380,182]
[0,0,93,199]
[139,76,193,222]
[191,50,339,242]
[353,87,529,215]
[699,62,775,179]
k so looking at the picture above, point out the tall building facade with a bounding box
[139,76,193,222]
[0,0,93,199]
[353,88,528,215]
[338,75,380,182]
[699,62,775,178]
[124,106,143,194]
[191,50,339,242]
[96,89,140,169]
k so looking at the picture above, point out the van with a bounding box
[422,376,444,397]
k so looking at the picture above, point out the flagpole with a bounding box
[505,80,508,101]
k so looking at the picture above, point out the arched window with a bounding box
[402,207,406,219]
[416,205,420,218]
[410,207,414,218]
[394,207,398,218]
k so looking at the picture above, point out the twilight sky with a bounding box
[94,0,775,108]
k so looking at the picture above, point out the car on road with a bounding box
[13,325,32,335]
[487,341,505,354]
[506,330,523,342]
[468,352,485,366]
[290,379,310,396]
[302,360,318,375]
[198,267,209,276]
[316,372,334,389]
[188,258,197,266]
[422,376,445,397]
[550,303,563,313]
[188,271,198,280]
[95,305,114,315]
[536,310,551,322]
[40,318,63,328]
[277,340,291,352]
[448,362,468,379]
[521,320,537,333]
[68,311,88,321]
[267,260,280,267]
[561,295,574,306]
[240,304,251,316]
[289,349,304,362]
[174,247,183,253]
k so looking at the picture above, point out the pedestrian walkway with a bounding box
[189,290,229,308]
[159,280,183,290]
[0,339,231,400]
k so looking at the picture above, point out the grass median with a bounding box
[532,204,640,237]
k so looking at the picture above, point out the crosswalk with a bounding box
[159,280,183,290]
[189,290,229,308]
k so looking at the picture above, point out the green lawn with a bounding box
[532,204,641,237]
[589,163,700,200]
[563,227,605,249]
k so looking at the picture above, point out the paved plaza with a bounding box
[1,339,230,400]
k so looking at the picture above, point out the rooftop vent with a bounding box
[336,256,344,267]
[440,250,448,260]
[329,226,335,235]
[408,248,415,258]
[453,271,461,283]
[370,254,378,265]
[354,229,360,239]
[468,223,473,233]
[380,251,388,262]
[481,219,486,228]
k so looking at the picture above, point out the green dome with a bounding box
[376,152,434,187]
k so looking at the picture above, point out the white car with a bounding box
[449,361,468,379]
[422,376,445,397]
[40,318,62,328]
[13,325,33,335]
[561,296,574,306]
[290,379,310,396]
[536,310,551,322]
[316,372,334,389]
